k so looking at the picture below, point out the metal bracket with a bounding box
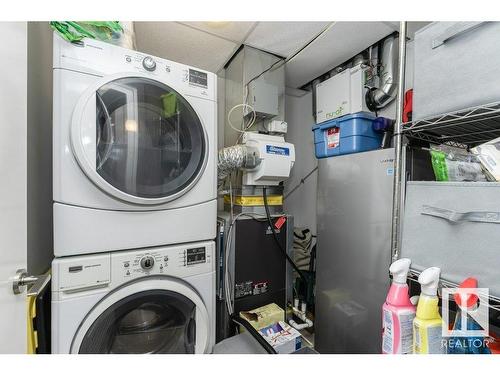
[12,269,51,296]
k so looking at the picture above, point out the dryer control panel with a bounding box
[52,33,216,101]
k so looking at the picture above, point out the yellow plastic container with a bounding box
[413,267,445,354]
[413,295,444,354]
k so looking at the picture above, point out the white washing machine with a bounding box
[53,34,217,257]
[51,240,215,354]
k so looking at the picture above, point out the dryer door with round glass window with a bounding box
[72,280,210,354]
[71,75,208,205]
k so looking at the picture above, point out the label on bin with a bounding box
[327,127,340,149]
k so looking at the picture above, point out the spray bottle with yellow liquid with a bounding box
[413,267,445,354]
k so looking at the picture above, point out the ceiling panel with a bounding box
[245,21,330,58]
[133,21,428,85]
[179,21,257,43]
[285,22,398,88]
[134,22,238,72]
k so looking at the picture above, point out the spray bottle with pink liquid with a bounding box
[382,258,416,354]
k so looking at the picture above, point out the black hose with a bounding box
[262,187,308,285]
[231,315,277,354]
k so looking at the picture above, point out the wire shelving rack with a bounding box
[392,22,500,310]
[402,101,500,148]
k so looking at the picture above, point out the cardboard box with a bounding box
[259,321,302,354]
[239,303,284,331]
[471,137,500,181]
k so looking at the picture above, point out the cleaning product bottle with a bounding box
[413,267,445,354]
[448,277,491,354]
[382,258,416,354]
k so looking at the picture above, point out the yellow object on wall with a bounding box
[224,194,283,206]
[27,295,37,354]
[25,270,51,354]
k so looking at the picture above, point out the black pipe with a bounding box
[231,315,277,354]
[262,187,308,285]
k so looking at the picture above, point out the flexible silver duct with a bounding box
[217,145,261,181]
[366,35,399,111]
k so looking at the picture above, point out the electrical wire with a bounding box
[231,315,277,354]
[283,166,319,200]
[227,103,256,134]
[262,187,308,285]
[228,178,234,222]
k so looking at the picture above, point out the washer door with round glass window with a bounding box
[71,278,210,354]
[71,73,208,205]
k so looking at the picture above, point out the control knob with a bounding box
[140,255,155,270]
[142,56,156,71]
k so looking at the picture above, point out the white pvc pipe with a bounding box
[289,306,314,330]
[288,318,313,330]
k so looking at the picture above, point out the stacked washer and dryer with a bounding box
[51,33,218,353]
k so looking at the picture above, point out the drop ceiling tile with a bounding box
[180,21,257,43]
[244,21,330,58]
[134,22,238,73]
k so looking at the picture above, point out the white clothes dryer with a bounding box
[52,33,217,256]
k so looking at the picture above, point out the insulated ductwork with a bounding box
[217,144,260,181]
[365,35,399,111]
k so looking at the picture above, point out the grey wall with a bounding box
[27,22,53,275]
[224,48,244,147]
[283,92,317,234]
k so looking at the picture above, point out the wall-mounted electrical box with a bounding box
[224,45,285,148]
[315,65,370,124]
[265,120,288,135]
[247,80,279,119]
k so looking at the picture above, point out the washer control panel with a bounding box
[186,247,206,265]
[112,241,214,281]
